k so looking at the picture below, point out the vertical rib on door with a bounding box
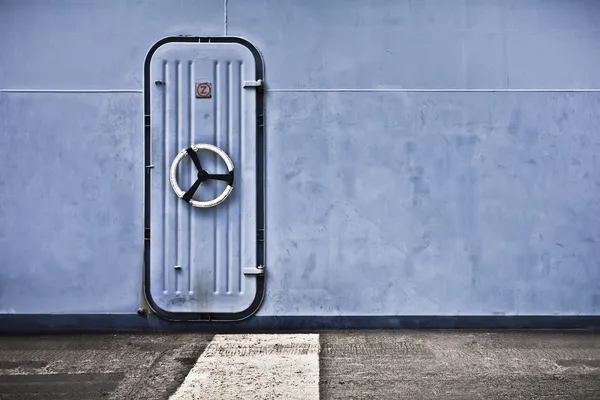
[146,40,260,317]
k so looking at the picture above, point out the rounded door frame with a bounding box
[142,36,266,322]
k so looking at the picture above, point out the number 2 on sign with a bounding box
[196,82,212,99]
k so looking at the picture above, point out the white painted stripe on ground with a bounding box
[169,334,320,400]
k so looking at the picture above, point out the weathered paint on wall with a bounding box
[0,0,224,314]
[1,0,599,318]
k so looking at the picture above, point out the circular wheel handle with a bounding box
[169,143,235,208]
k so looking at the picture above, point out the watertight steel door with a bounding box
[144,37,265,321]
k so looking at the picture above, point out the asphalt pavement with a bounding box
[320,331,600,399]
[1,331,599,399]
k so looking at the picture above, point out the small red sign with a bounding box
[196,82,212,98]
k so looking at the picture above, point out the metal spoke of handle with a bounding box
[186,148,203,171]
[207,172,234,185]
[182,178,202,202]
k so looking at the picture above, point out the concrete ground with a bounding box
[0,331,599,399]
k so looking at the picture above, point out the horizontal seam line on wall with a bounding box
[0,89,143,93]
[267,88,600,93]
[3,88,600,94]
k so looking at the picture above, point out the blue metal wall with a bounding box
[1,0,599,321]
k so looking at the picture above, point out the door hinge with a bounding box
[243,79,264,88]
[243,265,265,276]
